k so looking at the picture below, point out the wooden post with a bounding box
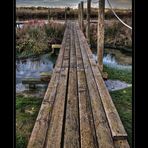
[86,0,91,44]
[97,0,105,71]
[65,7,67,22]
[48,8,50,23]
[80,1,84,31]
[78,3,81,26]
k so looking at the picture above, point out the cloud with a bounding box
[16,0,132,9]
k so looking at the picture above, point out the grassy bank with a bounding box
[110,87,132,147]
[16,95,42,148]
[16,21,65,58]
[103,64,132,146]
[103,65,132,83]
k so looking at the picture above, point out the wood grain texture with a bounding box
[63,23,80,148]
[86,0,91,44]
[27,23,70,148]
[76,23,115,148]
[44,23,70,148]
[28,21,130,148]
[77,22,128,140]
[75,24,98,148]
[97,0,105,71]
[80,1,84,31]
[114,140,130,148]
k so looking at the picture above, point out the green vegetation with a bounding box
[103,64,132,146]
[16,95,42,148]
[110,87,132,147]
[16,22,65,58]
[103,65,132,83]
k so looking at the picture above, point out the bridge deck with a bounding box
[27,21,130,148]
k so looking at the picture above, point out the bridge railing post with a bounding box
[65,7,67,22]
[48,8,50,23]
[80,1,84,31]
[78,3,81,26]
[97,0,105,71]
[86,0,91,45]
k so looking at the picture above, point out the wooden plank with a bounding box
[44,67,69,148]
[22,79,49,84]
[44,23,70,148]
[114,140,130,148]
[52,44,61,49]
[78,3,81,26]
[76,23,115,148]
[27,22,70,148]
[75,23,98,148]
[77,23,128,140]
[64,22,80,148]
[65,7,67,21]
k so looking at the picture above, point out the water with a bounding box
[16,48,132,93]
[92,48,132,91]
[92,48,132,70]
[16,24,24,29]
[16,53,57,93]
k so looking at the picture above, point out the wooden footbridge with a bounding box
[27,21,130,148]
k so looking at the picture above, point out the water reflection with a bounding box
[16,54,57,92]
[16,48,132,93]
[92,48,132,70]
[16,54,55,79]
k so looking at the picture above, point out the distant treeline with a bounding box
[16,7,132,20]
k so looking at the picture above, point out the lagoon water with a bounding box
[92,48,132,70]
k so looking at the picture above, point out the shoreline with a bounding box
[16,46,132,60]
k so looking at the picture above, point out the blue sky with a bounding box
[16,0,132,9]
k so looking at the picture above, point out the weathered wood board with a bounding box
[27,21,130,148]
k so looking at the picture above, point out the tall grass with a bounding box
[16,22,65,58]
[16,7,132,20]
[89,19,132,50]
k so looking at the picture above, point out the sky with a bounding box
[16,0,132,9]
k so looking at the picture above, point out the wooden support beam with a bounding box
[80,1,84,31]
[22,79,49,84]
[48,8,50,23]
[86,0,91,44]
[78,3,81,26]
[51,44,61,49]
[65,7,67,22]
[97,0,105,71]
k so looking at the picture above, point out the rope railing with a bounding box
[106,0,132,30]
[79,0,132,30]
